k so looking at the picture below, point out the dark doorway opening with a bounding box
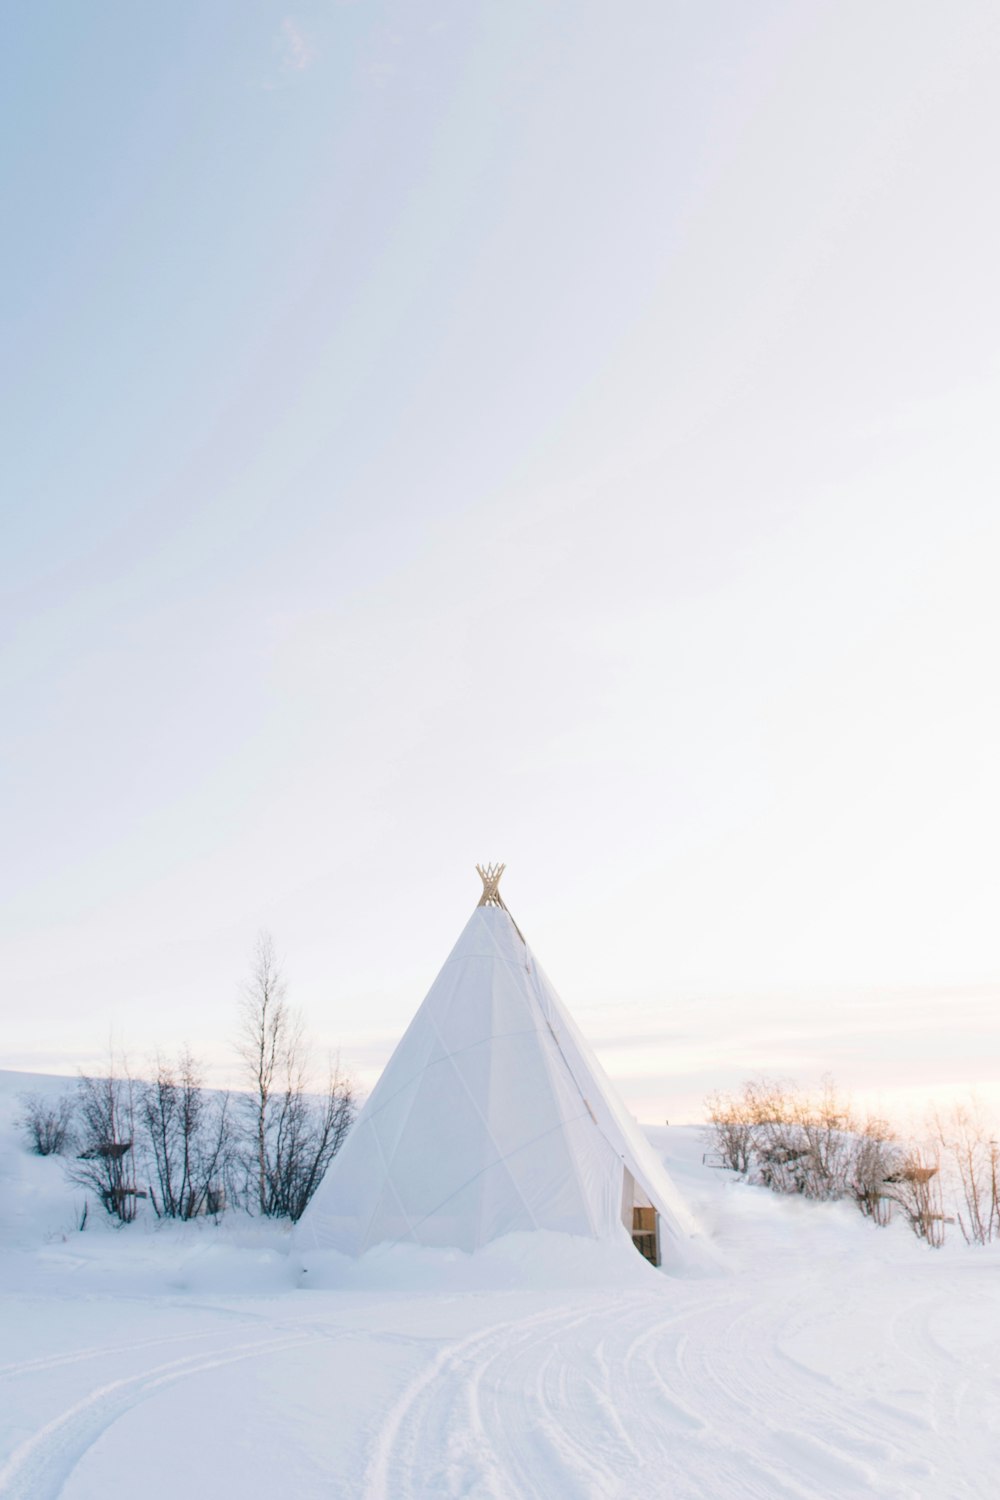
[621,1167,661,1266]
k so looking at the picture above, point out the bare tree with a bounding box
[791,1076,858,1202]
[266,1062,356,1221]
[930,1097,1000,1245]
[237,932,292,1214]
[139,1051,232,1219]
[703,1089,754,1174]
[18,1092,75,1156]
[67,1066,142,1223]
[740,1078,810,1197]
[845,1116,902,1226]
[234,932,357,1219]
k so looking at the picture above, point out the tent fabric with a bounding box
[295,903,703,1262]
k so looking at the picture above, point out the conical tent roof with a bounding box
[296,875,704,1265]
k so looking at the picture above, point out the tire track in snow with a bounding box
[881,1289,1000,1498]
[362,1271,1000,1500]
[635,1299,821,1500]
[475,1303,638,1498]
[666,1273,1000,1500]
[363,1291,727,1500]
[0,1328,220,1381]
[673,1286,917,1498]
[363,1299,632,1500]
[0,1332,317,1500]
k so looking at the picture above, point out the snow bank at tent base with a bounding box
[295,1224,718,1295]
[5,1221,712,1305]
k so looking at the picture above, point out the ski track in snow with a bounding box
[0,1327,223,1382]
[0,1330,319,1500]
[2,1269,999,1498]
[362,1275,1000,1500]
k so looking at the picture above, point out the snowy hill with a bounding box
[1,1069,999,1498]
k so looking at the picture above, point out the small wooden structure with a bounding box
[883,1164,939,1186]
[78,1140,132,1161]
[622,1166,661,1265]
[632,1206,660,1266]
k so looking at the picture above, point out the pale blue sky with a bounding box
[3,3,999,1118]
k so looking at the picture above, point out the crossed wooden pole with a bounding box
[475,862,526,944]
[476,862,507,907]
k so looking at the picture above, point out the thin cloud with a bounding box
[255,17,318,91]
[280,18,317,74]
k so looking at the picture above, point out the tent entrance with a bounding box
[631,1205,660,1265]
[621,1168,661,1267]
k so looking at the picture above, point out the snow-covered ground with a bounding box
[2,1071,998,1499]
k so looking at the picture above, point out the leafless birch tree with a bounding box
[235,932,356,1219]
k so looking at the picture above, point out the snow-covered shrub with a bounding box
[704,1077,944,1242]
[18,1092,75,1156]
[845,1117,903,1227]
[707,1077,860,1201]
[704,1089,754,1174]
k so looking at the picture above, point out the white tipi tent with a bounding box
[295,866,705,1268]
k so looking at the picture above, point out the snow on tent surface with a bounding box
[295,881,704,1265]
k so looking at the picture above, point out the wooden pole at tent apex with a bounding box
[475,863,526,944]
[476,862,506,907]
